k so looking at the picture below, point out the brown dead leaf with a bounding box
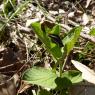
[18,80,31,93]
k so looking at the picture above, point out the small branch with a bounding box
[17,24,33,33]
[80,32,95,43]
[68,19,79,26]
[60,23,71,31]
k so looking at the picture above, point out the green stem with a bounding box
[62,55,68,70]
[59,62,63,77]
[56,51,67,77]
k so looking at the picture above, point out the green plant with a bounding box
[0,0,32,44]
[22,22,82,95]
[0,0,32,33]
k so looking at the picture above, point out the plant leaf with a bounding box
[71,60,95,84]
[63,26,82,54]
[50,45,62,59]
[32,22,44,40]
[54,70,82,90]
[31,22,62,60]
[50,25,60,35]
[62,70,82,84]
[89,28,95,36]
[32,22,51,52]
[55,77,72,89]
[22,67,57,89]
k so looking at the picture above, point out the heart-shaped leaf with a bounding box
[63,26,82,54]
[22,67,57,89]
[62,70,82,84]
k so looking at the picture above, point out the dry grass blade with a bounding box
[85,0,92,8]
